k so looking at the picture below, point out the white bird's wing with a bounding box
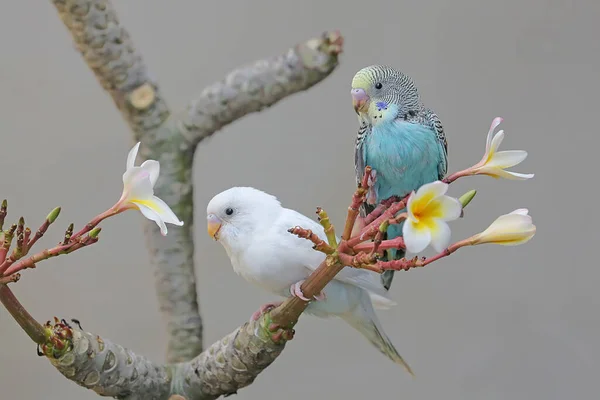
[275,208,391,299]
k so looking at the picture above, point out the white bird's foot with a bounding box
[250,301,283,322]
[366,169,377,205]
[313,290,326,301]
[290,280,326,302]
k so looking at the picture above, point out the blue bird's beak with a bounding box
[351,88,369,114]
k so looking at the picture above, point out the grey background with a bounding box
[0,0,597,399]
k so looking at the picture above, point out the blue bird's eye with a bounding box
[375,82,383,89]
[225,208,234,216]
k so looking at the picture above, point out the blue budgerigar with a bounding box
[351,65,448,290]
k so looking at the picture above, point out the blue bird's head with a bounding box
[351,65,422,126]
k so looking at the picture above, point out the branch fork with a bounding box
[2,2,346,397]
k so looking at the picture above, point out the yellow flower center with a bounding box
[129,198,159,212]
[411,195,444,223]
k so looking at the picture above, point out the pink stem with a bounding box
[354,237,405,252]
[0,273,20,285]
[70,206,124,241]
[22,228,31,254]
[418,240,469,266]
[0,225,17,266]
[346,200,408,248]
[381,239,470,271]
[361,196,400,227]
[0,257,16,276]
[2,243,74,276]
[0,284,47,344]
[341,166,372,241]
[0,248,6,267]
[27,219,50,251]
[442,169,472,184]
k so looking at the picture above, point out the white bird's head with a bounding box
[206,187,282,251]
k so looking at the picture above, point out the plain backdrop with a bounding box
[1,0,598,399]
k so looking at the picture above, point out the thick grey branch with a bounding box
[174,317,286,399]
[48,316,286,400]
[52,0,169,131]
[50,0,341,395]
[52,0,201,363]
[180,30,343,145]
[50,329,171,400]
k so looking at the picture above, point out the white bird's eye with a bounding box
[225,207,234,216]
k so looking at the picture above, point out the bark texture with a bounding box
[46,315,285,399]
[43,0,342,398]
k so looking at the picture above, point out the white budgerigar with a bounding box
[206,186,413,374]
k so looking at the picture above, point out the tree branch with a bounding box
[176,315,286,399]
[179,30,343,146]
[1,163,485,398]
[53,0,197,362]
[0,285,46,344]
[0,204,288,400]
[15,309,285,400]
[268,169,372,328]
[51,0,342,384]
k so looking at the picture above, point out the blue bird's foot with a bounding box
[366,169,377,205]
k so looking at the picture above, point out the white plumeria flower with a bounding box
[471,117,534,180]
[471,208,536,246]
[403,181,462,253]
[117,142,184,236]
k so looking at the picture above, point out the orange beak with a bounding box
[206,214,223,240]
[351,88,370,114]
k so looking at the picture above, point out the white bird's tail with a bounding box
[340,291,414,376]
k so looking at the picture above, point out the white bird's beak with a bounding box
[206,214,223,240]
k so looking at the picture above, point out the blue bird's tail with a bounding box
[360,202,405,291]
[380,223,405,291]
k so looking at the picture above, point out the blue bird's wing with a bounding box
[374,111,448,291]
[424,108,448,180]
[354,121,374,218]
